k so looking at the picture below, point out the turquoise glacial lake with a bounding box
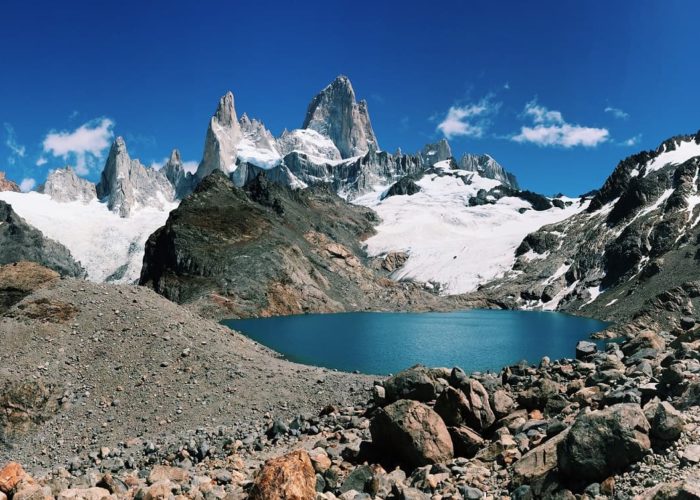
[222,310,609,375]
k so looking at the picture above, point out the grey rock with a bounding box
[196,91,243,181]
[39,167,96,203]
[303,75,379,159]
[558,403,651,482]
[96,137,175,217]
[459,153,519,189]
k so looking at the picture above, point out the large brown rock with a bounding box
[57,487,111,500]
[558,404,650,482]
[248,450,316,500]
[512,429,569,487]
[383,365,445,403]
[0,462,27,493]
[435,384,495,432]
[370,399,453,469]
[0,262,59,314]
[448,425,484,458]
[622,331,665,356]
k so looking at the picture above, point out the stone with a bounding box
[340,465,374,494]
[248,450,316,500]
[558,403,651,482]
[645,401,684,444]
[680,316,696,330]
[512,428,569,486]
[148,465,190,485]
[141,480,174,500]
[383,365,443,403]
[57,487,111,500]
[638,473,700,499]
[575,341,597,360]
[435,382,495,432]
[681,444,700,464]
[0,462,26,493]
[370,400,453,469]
[448,426,484,458]
[622,331,666,357]
[491,389,515,418]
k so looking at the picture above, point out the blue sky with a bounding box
[1,0,698,195]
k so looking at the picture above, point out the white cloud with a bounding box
[4,123,26,165]
[604,106,629,119]
[36,157,48,166]
[512,100,609,148]
[436,97,500,140]
[19,178,36,192]
[42,118,114,175]
[182,161,198,174]
[621,134,641,147]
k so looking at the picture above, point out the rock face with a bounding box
[248,450,316,500]
[0,172,19,193]
[0,201,84,277]
[0,262,59,314]
[421,140,452,167]
[370,399,454,469]
[196,91,243,181]
[382,176,421,199]
[38,167,96,203]
[162,149,195,199]
[139,171,442,317]
[96,137,175,217]
[459,154,519,189]
[302,75,379,159]
[557,403,651,482]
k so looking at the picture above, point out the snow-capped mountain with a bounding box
[474,131,700,329]
[0,75,532,288]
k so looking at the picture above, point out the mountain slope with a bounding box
[139,171,449,318]
[0,200,84,277]
[473,131,700,332]
[354,160,582,294]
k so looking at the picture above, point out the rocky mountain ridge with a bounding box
[472,131,700,332]
[0,172,20,192]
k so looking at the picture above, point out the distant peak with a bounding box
[168,148,181,164]
[215,91,237,126]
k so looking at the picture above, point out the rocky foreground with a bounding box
[2,265,700,499]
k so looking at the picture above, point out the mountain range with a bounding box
[0,75,699,328]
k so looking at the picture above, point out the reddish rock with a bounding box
[0,172,20,193]
[248,450,316,500]
[0,462,27,494]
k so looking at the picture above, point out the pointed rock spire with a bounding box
[97,137,175,217]
[302,75,379,158]
[196,91,243,181]
[163,148,195,198]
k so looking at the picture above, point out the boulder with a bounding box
[558,404,650,482]
[491,389,515,418]
[148,465,190,485]
[248,450,316,500]
[0,462,27,493]
[638,473,700,499]
[448,426,484,458]
[512,429,569,487]
[575,341,597,360]
[383,365,444,403]
[435,383,495,432]
[622,331,666,357]
[370,400,453,469]
[645,401,684,444]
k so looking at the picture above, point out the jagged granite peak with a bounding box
[38,167,96,203]
[420,139,452,167]
[0,171,20,192]
[196,91,243,180]
[302,75,379,158]
[0,200,85,277]
[96,137,176,217]
[277,129,342,162]
[239,113,278,152]
[459,153,519,189]
[162,149,196,199]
